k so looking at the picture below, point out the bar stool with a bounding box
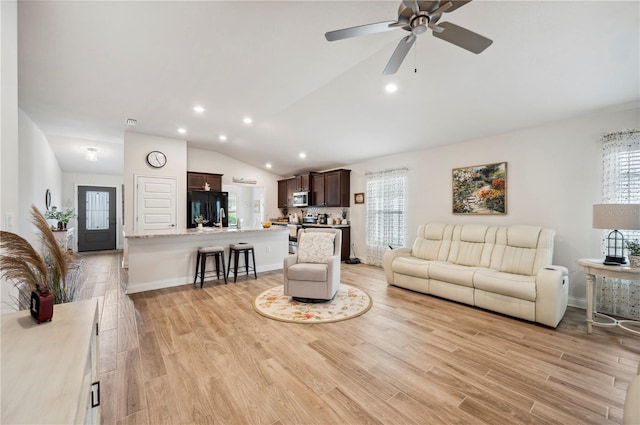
[194,246,227,288]
[227,243,257,282]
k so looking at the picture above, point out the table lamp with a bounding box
[593,204,640,265]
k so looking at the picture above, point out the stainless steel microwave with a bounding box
[292,191,309,207]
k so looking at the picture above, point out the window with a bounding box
[365,168,408,266]
[228,195,237,226]
[599,129,639,319]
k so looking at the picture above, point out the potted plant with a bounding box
[342,208,348,225]
[194,215,209,230]
[625,239,640,268]
[0,205,76,321]
[45,207,77,230]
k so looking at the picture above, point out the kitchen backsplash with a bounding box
[285,207,349,220]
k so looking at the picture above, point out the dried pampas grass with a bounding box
[0,205,77,308]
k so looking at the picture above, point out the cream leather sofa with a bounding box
[624,363,640,425]
[383,224,569,327]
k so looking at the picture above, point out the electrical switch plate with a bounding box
[6,212,14,230]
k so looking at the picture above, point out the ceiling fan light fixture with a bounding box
[411,15,429,35]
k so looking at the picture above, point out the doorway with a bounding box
[78,186,117,252]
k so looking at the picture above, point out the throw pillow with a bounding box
[297,232,336,264]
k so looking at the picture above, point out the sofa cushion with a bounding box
[411,223,452,261]
[392,256,429,279]
[507,225,542,248]
[288,263,328,281]
[474,268,536,301]
[297,232,335,263]
[447,225,494,267]
[428,261,476,287]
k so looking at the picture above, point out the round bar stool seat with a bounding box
[194,246,227,288]
[227,243,257,282]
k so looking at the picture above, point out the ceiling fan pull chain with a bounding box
[414,39,418,73]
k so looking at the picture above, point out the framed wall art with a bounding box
[354,193,365,204]
[452,162,507,215]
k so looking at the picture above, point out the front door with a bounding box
[78,186,117,252]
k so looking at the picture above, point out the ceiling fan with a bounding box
[325,0,492,75]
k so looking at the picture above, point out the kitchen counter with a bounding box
[270,222,350,228]
[125,226,288,293]
[125,226,284,239]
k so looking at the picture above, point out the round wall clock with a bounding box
[146,151,167,168]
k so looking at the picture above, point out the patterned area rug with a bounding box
[252,284,372,323]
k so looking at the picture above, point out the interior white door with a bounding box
[135,176,177,234]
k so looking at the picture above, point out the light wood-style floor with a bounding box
[76,252,640,425]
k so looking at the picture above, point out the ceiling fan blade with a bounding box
[383,34,416,75]
[432,22,492,53]
[402,0,420,15]
[325,20,400,41]
[445,1,473,13]
[430,1,453,16]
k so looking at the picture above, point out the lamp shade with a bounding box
[593,204,640,230]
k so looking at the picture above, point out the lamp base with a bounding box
[604,255,627,266]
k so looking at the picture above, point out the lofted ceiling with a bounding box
[17,1,640,177]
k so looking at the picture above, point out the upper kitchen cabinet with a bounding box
[277,179,289,208]
[187,172,222,191]
[311,173,325,207]
[324,169,350,207]
[295,173,311,192]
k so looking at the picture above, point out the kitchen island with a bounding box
[125,226,288,293]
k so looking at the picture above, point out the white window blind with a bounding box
[599,129,640,319]
[365,168,407,266]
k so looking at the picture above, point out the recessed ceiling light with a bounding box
[193,106,205,113]
[299,153,306,159]
[243,117,253,125]
[178,128,187,134]
[385,83,398,93]
[265,163,272,169]
[219,134,228,142]
[84,147,99,162]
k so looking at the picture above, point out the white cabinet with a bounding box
[1,299,100,424]
[53,227,75,252]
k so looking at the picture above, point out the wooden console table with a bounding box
[1,299,100,424]
[577,258,640,335]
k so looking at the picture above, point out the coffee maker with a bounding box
[318,213,328,225]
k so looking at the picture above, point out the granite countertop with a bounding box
[125,226,287,239]
[270,222,350,228]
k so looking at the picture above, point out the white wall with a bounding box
[62,172,125,250]
[17,109,63,247]
[123,132,187,237]
[188,147,283,221]
[347,104,640,308]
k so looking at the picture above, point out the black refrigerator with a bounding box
[187,191,229,228]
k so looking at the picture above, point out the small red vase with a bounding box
[30,287,54,324]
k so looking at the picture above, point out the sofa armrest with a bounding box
[327,254,341,288]
[383,247,412,284]
[283,254,298,285]
[535,265,569,327]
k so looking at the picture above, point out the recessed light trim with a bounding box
[219,134,228,142]
[265,163,272,169]
[178,128,187,134]
[193,106,205,113]
[299,153,306,159]
[243,117,253,125]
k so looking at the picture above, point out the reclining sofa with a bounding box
[383,223,569,327]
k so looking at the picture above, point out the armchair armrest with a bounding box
[383,247,412,284]
[535,265,569,327]
[283,254,298,285]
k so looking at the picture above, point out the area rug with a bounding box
[252,284,372,323]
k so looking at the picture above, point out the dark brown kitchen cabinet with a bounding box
[286,179,296,207]
[295,173,311,192]
[324,169,350,207]
[277,179,288,208]
[187,172,222,191]
[339,226,351,261]
[311,173,325,206]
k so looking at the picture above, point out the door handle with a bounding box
[170,224,175,227]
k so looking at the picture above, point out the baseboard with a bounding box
[568,296,586,309]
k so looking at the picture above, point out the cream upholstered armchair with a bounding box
[283,228,342,302]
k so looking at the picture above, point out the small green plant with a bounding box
[342,208,348,220]
[625,239,640,256]
[194,215,209,224]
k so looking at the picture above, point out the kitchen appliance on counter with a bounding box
[292,191,310,207]
[303,215,317,224]
[318,213,328,225]
[187,191,228,228]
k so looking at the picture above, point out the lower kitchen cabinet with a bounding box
[1,299,100,424]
